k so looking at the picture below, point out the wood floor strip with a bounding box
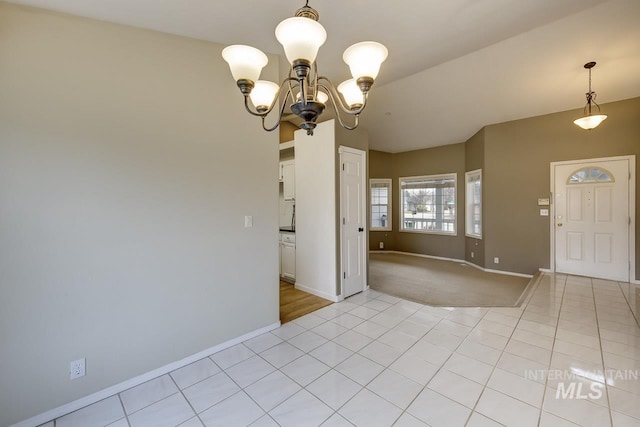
[280,281,333,324]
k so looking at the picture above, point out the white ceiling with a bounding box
[7,0,640,152]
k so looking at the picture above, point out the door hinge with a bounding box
[342,163,345,171]
[343,217,345,225]
[343,272,346,279]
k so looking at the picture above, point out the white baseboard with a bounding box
[539,268,553,273]
[482,267,533,279]
[370,250,534,279]
[370,250,465,264]
[294,282,340,302]
[13,321,281,427]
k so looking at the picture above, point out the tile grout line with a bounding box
[591,278,615,427]
[461,272,546,427]
[371,299,483,424]
[357,305,446,425]
[260,306,389,425]
[116,393,132,427]
[355,302,494,424]
[308,295,420,425]
[306,292,462,424]
[224,348,294,426]
[166,370,208,427]
[615,280,640,329]
[308,293,415,425]
[536,273,567,427]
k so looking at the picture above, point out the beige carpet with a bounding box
[369,252,534,307]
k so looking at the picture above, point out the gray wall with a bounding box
[0,4,279,426]
[369,97,640,279]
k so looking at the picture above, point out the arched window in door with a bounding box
[567,167,614,184]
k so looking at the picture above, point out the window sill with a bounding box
[399,229,457,237]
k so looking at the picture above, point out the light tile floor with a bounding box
[44,273,640,427]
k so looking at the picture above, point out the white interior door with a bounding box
[340,147,366,298]
[554,158,630,281]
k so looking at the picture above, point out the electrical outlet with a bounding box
[494,257,500,264]
[379,241,384,249]
[70,358,85,380]
[471,251,474,258]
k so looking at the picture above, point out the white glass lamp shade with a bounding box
[221,45,268,82]
[338,79,364,108]
[249,81,279,109]
[294,89,328,104]
[316,90,329,104]
[275,17,327,64]
[573,114,607,130]
[343,41,388,80]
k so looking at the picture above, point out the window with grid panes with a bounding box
[370,179,391,230]
[399,174,457,234]
[465,169,482,238]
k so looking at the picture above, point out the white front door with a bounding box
[553,158,630,281]
[340,147,367,297]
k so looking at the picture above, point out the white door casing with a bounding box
[340,146,367,298]
[551,156,635,282]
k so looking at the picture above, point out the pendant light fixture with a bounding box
[573,61,607,130]
[222,1,388,135]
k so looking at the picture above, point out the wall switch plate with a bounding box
[494,257,500,264]
[471,251,474,258]
[244,215,253,228]
[379,242,384,249]
[540,208,549,216]
[70,358,85,380]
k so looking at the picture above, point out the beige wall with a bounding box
[369,150,395,251]
[484,97,640,277]
[464,129,485,267]
[279,121,298,143]
[369,97,640,280]
[0,4,280,426]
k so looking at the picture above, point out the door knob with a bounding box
[358,227,364,232]
[557,223,563,227]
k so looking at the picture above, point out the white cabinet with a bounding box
[280,160,295,201]
[279,232,296,281]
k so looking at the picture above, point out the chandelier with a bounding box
[573,61,607,130]
[222,1,388,135]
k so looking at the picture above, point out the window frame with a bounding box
[398,173,457,236]
[567,166,615,184]
[465,169,482,239]
[369,178,392,231]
